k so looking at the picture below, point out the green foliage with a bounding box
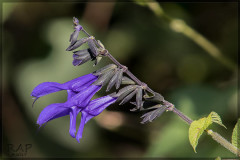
[189,118,209,153]
[189,112,226,153]
[231,119,240,148]
[210,112,227,129]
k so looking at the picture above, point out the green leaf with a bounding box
[189,111,226,152]
[231,118,240,148]
[209,112,227,129]
[189,117,210,152]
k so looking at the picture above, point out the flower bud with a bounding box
[93,64,117,76]
[72,49,92,66]
[119,89,137,105]
[136,87,143,108]
[69,30,80,45]
[106,69,119,92]
[113,85,137,102]
[121,77,135,85]
[141,105,168,124]
[93,69,115,86]
[66,37,89,51]
[88,37,98,57]
[116,69,123,89]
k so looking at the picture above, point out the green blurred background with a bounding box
[2,1,238,158]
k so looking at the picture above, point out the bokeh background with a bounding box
[2,1,238,158]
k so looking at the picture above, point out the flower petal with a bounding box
[37,103,70,126]
[69,106,78,138]
[67,77,96,99]
[31,74,98,99]
[70,85,101,108]
[74,96,116,143]
[76,112,87,143]
[64,74,98,92]
[85,95,117,117]
[31,82,65,98]
[67,90,78,99]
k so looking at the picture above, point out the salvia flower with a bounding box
[31,73,98,104]
[36,85,99,140]
[75,95,117,142]
[32,73,118,142]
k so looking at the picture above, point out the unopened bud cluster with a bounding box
[66,17,168,124]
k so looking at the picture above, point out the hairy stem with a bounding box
[81,27,237,156]
[172,107,193,125]
[207,130,240,156]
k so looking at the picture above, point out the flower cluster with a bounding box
[32,17,166,143]
[32,74,117,142]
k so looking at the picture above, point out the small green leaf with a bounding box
[189,117,210,152]
[204,113,213,129]
[189,111,226,152]
[231,118,240,148]
[209,112,226,129]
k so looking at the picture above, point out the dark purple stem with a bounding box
[81,28,192,125]
[172,108,193,124]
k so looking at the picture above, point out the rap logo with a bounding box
[7,144,32,157]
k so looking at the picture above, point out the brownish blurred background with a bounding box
[2,1,238,158]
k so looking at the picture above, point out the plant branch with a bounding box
[146,1,237,72]
[207,130,240,156]
[82,28,156,95]
[172,107,193,125]
[81,27,238,156]
[82,28,192,125]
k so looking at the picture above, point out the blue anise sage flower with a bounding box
[31,73,98,104]
[75,95,117,142]
[36,86,116,142]
[32,73,117,142]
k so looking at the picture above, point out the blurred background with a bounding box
[2,1,238,158]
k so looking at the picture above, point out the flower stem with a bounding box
[172,107,193,125]
[207,130,240,156]
[81,27,238,156]
[82,29,155,95]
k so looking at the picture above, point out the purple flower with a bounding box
[75,95,117,142]
[36,87,116,142]
[31,73,98,104]
[32,73,117,142]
